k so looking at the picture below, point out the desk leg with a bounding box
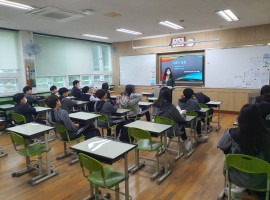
[204,111,208,135]
[30,131,58,185]
[186,120,195,159]
[150,105,153,121]
[124,153,130,200]
[156,130,172,185]
[94,119,98,128]
[216,105,221,131]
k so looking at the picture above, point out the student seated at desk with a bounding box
[102,82,111,99]
[45,95,99,140]
[50,85,58,96]
[218,104,270,198]
[154,87,191,151]
[70,80,83,100]
[13,93,37,123]
[58,87,77,113]
[81,86,98,112]
[252,85,270,105]
[23,86,38,107]
[119,84,151,121]
[178,88,208,143]
[94,89,125,138]
[194,91,213,131]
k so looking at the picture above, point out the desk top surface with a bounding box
[138,102,154,106]
[185,115,196,122]
[71,137,137,161]
[0,104,15,110]
[116,108,131,114]
[72,100,89,105]
[124,120,172,134]
[69,112,101,120]
[34,106,52,112]
[147,97,158,101]
[206,101,223,105]
[7,122,54,136]
[199,108,211,113]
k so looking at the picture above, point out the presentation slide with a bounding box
[160,55,204,82]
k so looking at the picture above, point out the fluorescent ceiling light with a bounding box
[0,0,34,10]
[83,34,109,40]
[116,28,142,35]
[216,9,239,21]
[159,21,184,30]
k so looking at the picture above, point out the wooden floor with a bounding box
[0,113,261,200]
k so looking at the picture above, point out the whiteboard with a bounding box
[205,46,270,88]
[119,54,156,86]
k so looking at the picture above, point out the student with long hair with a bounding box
[218,104,270,197]
[154,87,191,150]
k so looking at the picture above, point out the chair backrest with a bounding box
[12,113,26,124]
[92,112,109,125]
[186,111,198,120]
[10,132,27,150]
[225,154,270,179]
[154,116,175,135]
[78,153,106,186]
[52,124,71,141]
[125,106,137,114]
[128,127,152,146]
[226,154,270,198]
[199,103,209,108]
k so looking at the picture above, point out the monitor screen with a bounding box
[160,55,204,82]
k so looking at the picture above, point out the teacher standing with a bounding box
[162,68,175,88]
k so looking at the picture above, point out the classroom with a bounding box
[1,0,270,200]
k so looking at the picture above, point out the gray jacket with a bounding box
[94,101,118,127]
[24,93,38,106]
[218,129,268,189]
[154,102,186,137]
[178,98,201,111]
[119,93,142,117]
[60,97,77,113]
[47,109,78,140]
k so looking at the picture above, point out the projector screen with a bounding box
[160,55,204,82]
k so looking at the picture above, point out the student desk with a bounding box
[198,107,210,134]
[112,108,131,119]
[66,96,76,100]
[7,122,58,185]
[185,115,197,158]
[34,106,52,118]
[147,97,158,102]
[141,92,154,97]
[72,100,89,110]
[206,101,223,131]
[124,120,172,185]
[69,112,101,127]
[70,137,137,200]
[109,95,117,100]
[0,104,15,121]
[138,101,154,119]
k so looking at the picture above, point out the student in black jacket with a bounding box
[70,80,83,99]
[58,87,77,113]
[81,86,95,112]
[50,85,58,96]
[13,93,37,123]
[23,86,38,107]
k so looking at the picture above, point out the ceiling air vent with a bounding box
[26,7,85,22]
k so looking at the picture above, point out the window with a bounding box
[0,69,18,73]
[52,77,66,88]
[36,77,50,90]
[82,75,91,86]
[69,75,80,87]
[104,75,112,83]
[101,46,111,71]
[94,75,102,82]
[0,79,18,93]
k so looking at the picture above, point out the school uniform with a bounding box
[14,103,37,123]
[24,93,38,107]
[59,95,77,113]
[194,92,213,125]
[70,86,83,99]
